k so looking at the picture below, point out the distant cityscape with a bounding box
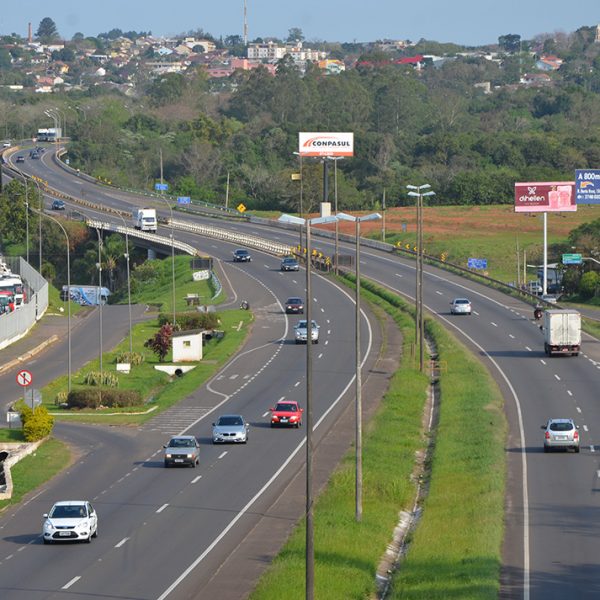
[1,19,600,96]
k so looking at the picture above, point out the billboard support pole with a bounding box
[543,212,548,296]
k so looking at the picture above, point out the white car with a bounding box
[42,500,98,544]
[294,319,319,344]
[450,298,472,315]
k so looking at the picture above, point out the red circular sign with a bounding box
[16,369,33,387]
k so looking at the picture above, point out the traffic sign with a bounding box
[468,258,487,270]
[237,203,247,213]
[575,170,600,204]
[177,196,191,204]
[154,183,169,191]
[562,253,583,265]
[16,369,33,387]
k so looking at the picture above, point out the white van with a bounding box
[0,276,26,307]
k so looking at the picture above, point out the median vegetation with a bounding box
[251,277,506,599]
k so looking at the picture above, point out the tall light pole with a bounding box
[332,157,344,274]
[278,212,339,600]
[114,211,133,355]
[95,228,104,375]
[336,211,381,522]
[39,210,72,390]
[158,147,176,326]
[13,163,29,262]
[31,177,43,273]
[293,152,304,250]
[407,184,435,372]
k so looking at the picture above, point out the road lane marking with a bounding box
[436,290,443,295]
[473,311,480,316]
[294,381,300,387]
[262,411,270,418]
[229,374,239,380]
[568,391,573,396]
[191,476,202,484]
[509,334,515,339]
[591,446,596,453]
[318,353,323,358]
[218,451,227,459]
[491,322,498,327]
[525,346,532,351]
[395,273,403,278]
[115,537,129,548]
[576,407,581,413]
[540,360,546,365]
[554,374,561,381]
[62,576,81,590]
[583,425,589,432]
[156,504,169,513]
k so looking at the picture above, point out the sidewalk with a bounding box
[0,311,73,377]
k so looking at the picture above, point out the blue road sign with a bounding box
[154,183,169,191]
[468,258,487,270]
[575,169,600,204]
[562,253,583,265]
[177,196,191,204]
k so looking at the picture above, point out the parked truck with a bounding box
[132,208,157,232]
[61,285,110,306]
[543,309,581,357]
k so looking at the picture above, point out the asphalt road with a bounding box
[9,147,600,599]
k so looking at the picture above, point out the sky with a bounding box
[1,0,599,47]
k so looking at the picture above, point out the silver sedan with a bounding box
[212,414,249,444]
[542,418,580,453]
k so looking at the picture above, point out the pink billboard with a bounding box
[514,182,577,212]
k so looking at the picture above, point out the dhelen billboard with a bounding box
[298,132,354,157]
[514,182,577,212]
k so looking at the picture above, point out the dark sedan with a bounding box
[285,297,304,314]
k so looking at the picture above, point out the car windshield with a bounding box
[296,320,316,328]
[455,299,469,304]
[549,422,573,432]
[217,416,243,426]
[276,404,297,412]
[50,505,86,518]
[169,438,195,447]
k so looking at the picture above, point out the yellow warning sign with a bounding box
[237,203,246,213]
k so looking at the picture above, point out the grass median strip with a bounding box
[250,277,506,600]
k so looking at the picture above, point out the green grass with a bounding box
[0,438,70,512]
[38,308,253,425]
[0,429,25,442]
[250,277,506,600]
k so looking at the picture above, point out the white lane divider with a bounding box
[525,346,532,352]
[156,504,169,514]
[62,576,81,590]
[491,322,498,327]
[568,391,573,397]
[554,374,561,381]
[115,537,129,548]
[540,359,546,365]
[509,334,515,339]
[262,411,270,418]
[576,407,582,413]
[218,451,227,459]
[583,425,589,432]
[191,476,202,484]
[436,290,443,295]
[318,353,323,359]
[294,381,300,387]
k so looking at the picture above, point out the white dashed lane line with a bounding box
[576,407,582,413]
[156,504,169,514]
[491,322,498,327]
[262,411,270,418]
[540,359,547,365]
[525,346,532,352]
[568,391,573,396]
[218,451,227,459]
[294,381,300,387]
[583,425,589,432]
[115,538,129,548]
[554,374,561,381]
[62,576,81,590]
[509,334,515,339]
[436,290,443,295]
[191,476,202,484]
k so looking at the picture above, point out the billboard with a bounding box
[514,182,577,213]
[298,132,354,157]
[575,169,600,204]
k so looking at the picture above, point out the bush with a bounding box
[22,406,54,441]
[14,399,33,427]
[115,351,145,365]
[83,371,119,387]
[158,311,220,330]
[66,388,142,409]
[579,271,600,299]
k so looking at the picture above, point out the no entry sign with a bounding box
[16,369,33,387]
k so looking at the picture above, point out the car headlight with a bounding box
[165,453,172,458]
[44,520,54,532]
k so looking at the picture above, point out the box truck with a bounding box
[543,309,581,357]
[61,285,110,306]
[132,208,157,232]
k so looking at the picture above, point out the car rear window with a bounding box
[549,422,573,432]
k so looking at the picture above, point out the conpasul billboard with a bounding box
[514,182,577,212]
[298,132,354,157]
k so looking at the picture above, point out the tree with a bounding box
[287,28,304,43]
[498,34,521,54]
[36,17,59,42]
[144,324,173,362]
[579,271,600,299]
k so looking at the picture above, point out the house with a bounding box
[521,72,552,86]
[536,54,563,71]
[172,329,204,362]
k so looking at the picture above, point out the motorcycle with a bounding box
[240,300,250,310]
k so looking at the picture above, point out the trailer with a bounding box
[543,309,581,357]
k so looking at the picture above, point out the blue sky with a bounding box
[1,1,598,46]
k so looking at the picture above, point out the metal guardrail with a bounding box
[86,219,200,257]
[170,218,293,257]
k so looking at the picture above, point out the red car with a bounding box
[270,401,303,428]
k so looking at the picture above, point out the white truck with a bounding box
[543,309,581,357]
[132,208,157,232]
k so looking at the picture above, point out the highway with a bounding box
[4,147,600,599]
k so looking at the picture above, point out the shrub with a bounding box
[144,323,173,361]
[579,271,600,299]
[66,388,142,409]
[23,406,54,441]
[55,391,68,406]
[115,351,145,366]
[83,371,119,387]
[14,399,33,427]
[158,311,220,330]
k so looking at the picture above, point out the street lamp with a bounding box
[114,211,133,356]
[332,157,344,274]
[94,228,104,375]
[158,148,176,327]
[293,152,304,250]
[30,177,44,273]
[336,211,381,523]
[278,212,339,600]
[13,163,29,262]
[407,184,435,372]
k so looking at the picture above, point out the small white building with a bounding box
[172,329,204,362]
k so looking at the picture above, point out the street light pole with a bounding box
[14,164,29,262]
[30,178,43,273]
[115,211,133,355]
[278,212,338,600]
[337,211,381,522]
[407,185,435,372]
[33,208,72,390]
[95,228,104,375]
